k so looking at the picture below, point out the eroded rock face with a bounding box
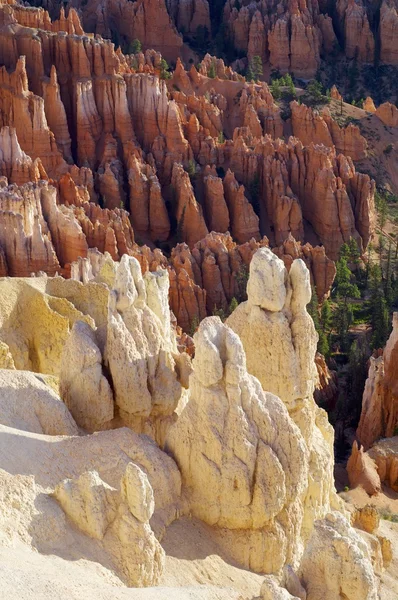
[300,512,378,600]
[226,249,339,539]
[357,313,398,450]
[104,254,186,442]
[375,102,398,128]
[59,321,114,432]
[368,436,398,493]
[0,369,78,435]
[166,315,309,573]
[54,462,165,586]
[347,441,381,496]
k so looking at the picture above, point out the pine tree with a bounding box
[129,38,142,54]
[228,297,239,315]
[250,55,263,81]
[333,300,354,352]
[208,61,216,79]
[320,299,332,333]
[369,264,391,349]
[308,286,329,355]
[270,78,281,100]
[160,58,171,80]
[333,255,360,301]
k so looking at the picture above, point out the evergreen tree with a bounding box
[208,61,216,79]
[129,38,142,54]
[369,264,391,349]
[348,237,360,267]
[270,78,281,100]
[308,286,329,356]
[320,299,332,333]
[333,254,360,301]
[159,58,171,79]
[333,299,354,352]
[228,297,239,315]
[249,55,263,81]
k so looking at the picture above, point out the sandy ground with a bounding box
[161,517,263,599]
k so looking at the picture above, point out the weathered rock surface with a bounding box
[357,312,398,450]
[0,368,78,435]
[54,463,165,586]
[166,315,309,573]
[347,441,381,496]
[226,249,339,539]
[300,512,378,600]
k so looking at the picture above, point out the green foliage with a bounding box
[248,55,263,81]
[208,60,216,79]
[384,143,394,155]
[218,130,225,144]
[320,299,332,333]
[369,264,391,349]
[304,79,330,106]
[307,80,324,101]
[333,299,354,352]
[188,315,199,337]
[235,265,249,302]
[187,159,196,180]
[212,305,227,321]
[269,73,296,101]
[375,190,388,230]
[333,253,360,302]
[270,78,281,100]
[379,508,398,523]
[129,38,142,54]
[228,297,239,314]
[308,287,330,356]
[159,58,171,80]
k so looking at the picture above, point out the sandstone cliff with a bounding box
[356,312,398,450]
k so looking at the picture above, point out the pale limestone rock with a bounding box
[0,341,15,369]
[166,316,309,573]
[54,463,165,586]
[121,462,154,523]
[70,249,117,287]
[300,512,378,600]
[0,369,78,435]
[105,255,183,442]
[247,246,287,311]
[54,470,119,540]
[59,321,114,431]
[226,248,339,542]
[261,576,300,599]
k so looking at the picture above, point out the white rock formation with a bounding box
[105,255,184,442]
[166,316,309,573]
[0,369,78,435]
[59,321,114,431]
[226,248,339,539]
[54,463,164,587]
[300,512,378,600]
[261,577,301,600]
